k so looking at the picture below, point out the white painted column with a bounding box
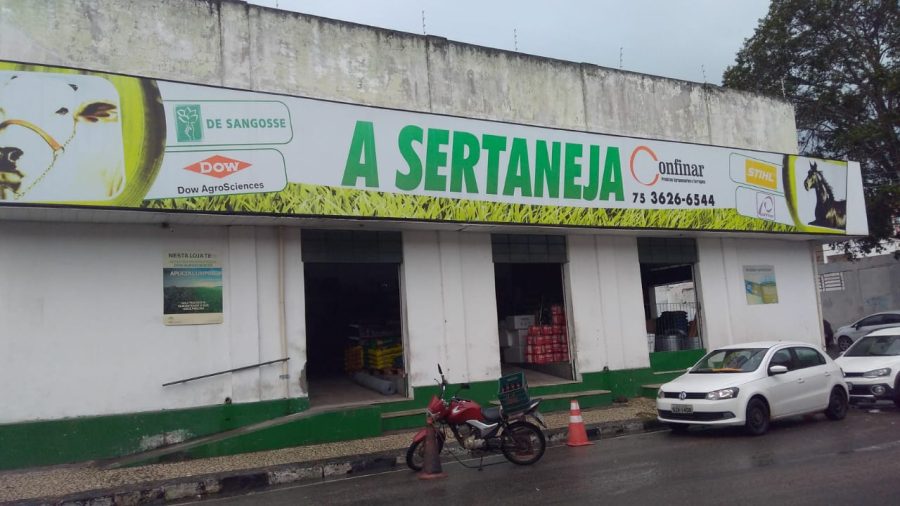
[226,226,261,402]
[282,227,308,398]
[403,231,449,386]
[402,231,500,387]
[254,227,287,401]
[567,235,649,373]
[458,232,502,383]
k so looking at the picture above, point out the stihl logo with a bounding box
[184,156,251,179]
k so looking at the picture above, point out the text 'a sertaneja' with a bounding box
[340,121,625,202]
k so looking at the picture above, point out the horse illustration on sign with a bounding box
[803,161,846,229]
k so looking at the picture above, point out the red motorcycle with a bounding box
[405,365,547,470]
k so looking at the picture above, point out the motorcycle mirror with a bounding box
[438,364,443,375]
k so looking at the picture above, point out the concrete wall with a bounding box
[0,221,307,423]
[566,236,649,373]
[0,0,797,153]
[818,255,900,327]
[402,231,501,386]
[696,238,822,349]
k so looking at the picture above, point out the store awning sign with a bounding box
[0,60,868,236]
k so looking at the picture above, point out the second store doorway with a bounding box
[492,234,575,385]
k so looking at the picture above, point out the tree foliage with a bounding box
[723,0,899,257]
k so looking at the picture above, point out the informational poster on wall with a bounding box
[744,265,779,305]
[0,60,868,236]
[163,252,223,325]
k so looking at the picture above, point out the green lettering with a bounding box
[341,121,379,188]
[582,145,601,201]
[450,131,480,193]
[482,134,507,195]
[395,125,423,191]
[424,128,450,191]
[600,147,625,201]
[563,143,582,200]
[502,138,532,197]
[534,140,560,198]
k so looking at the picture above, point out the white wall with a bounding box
[566,235,650,373]
[696,238,821,349]
[402,231,501,387]
[0,221,305,423]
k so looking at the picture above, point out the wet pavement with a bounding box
[0,398,657,503]
[196,404,900,506]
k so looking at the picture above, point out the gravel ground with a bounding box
[0,398,657,502]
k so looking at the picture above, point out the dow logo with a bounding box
[184,155,252,179]
[175,104,203,142]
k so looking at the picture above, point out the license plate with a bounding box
[672,404,693,414]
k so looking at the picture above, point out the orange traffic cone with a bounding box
[418,415,447,479]
[566,399,594,447]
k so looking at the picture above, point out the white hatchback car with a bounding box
[657,341,848,435]
[835,327,900,406]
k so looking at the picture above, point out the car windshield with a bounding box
[844,334,900,357]
[690,348,767,373]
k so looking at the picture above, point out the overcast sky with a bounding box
[248,0,771,85]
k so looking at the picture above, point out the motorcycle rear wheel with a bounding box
[500,421,546,465]
[405,435,445,471]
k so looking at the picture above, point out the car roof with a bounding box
[856,310,900,319]
[715,341,812,350]
[866,326,900,337]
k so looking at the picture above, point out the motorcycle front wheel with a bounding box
[500,421,546,465]
[405,435,445,471]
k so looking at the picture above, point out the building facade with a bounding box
[0,0,867,469]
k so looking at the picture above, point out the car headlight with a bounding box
[863,368,891,378]
[657,389,665,399]
[706,387,740,400]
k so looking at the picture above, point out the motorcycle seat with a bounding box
[481,406,503,422]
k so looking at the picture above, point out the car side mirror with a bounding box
[769,365,788,375]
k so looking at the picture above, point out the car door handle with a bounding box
[824,371,831,376]
[797,378,805,383]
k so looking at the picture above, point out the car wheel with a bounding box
[744,398,769,436]
[825,386,848,420]
[894,378,900,409]
[668,423,689,433]
[838,336,853,352]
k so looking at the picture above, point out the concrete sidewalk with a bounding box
[1,398,661,505]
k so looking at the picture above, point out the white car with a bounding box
[657,341,848,435]
[834,310,900,351]
[834,327,900,406]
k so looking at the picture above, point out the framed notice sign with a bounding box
[744,265,779,305]
[163,252,223,325]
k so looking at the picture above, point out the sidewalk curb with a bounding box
[15,417,664,505]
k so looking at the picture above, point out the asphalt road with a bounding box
[193,405,900,505]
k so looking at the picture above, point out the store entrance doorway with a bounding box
[638,238,703,354]
[492,234,574,385]
[302,231,407,407]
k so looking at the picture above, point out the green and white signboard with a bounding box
[0,60,868,236]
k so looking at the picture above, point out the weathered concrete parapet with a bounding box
[0,0,797,152]
[425,36,587,131]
